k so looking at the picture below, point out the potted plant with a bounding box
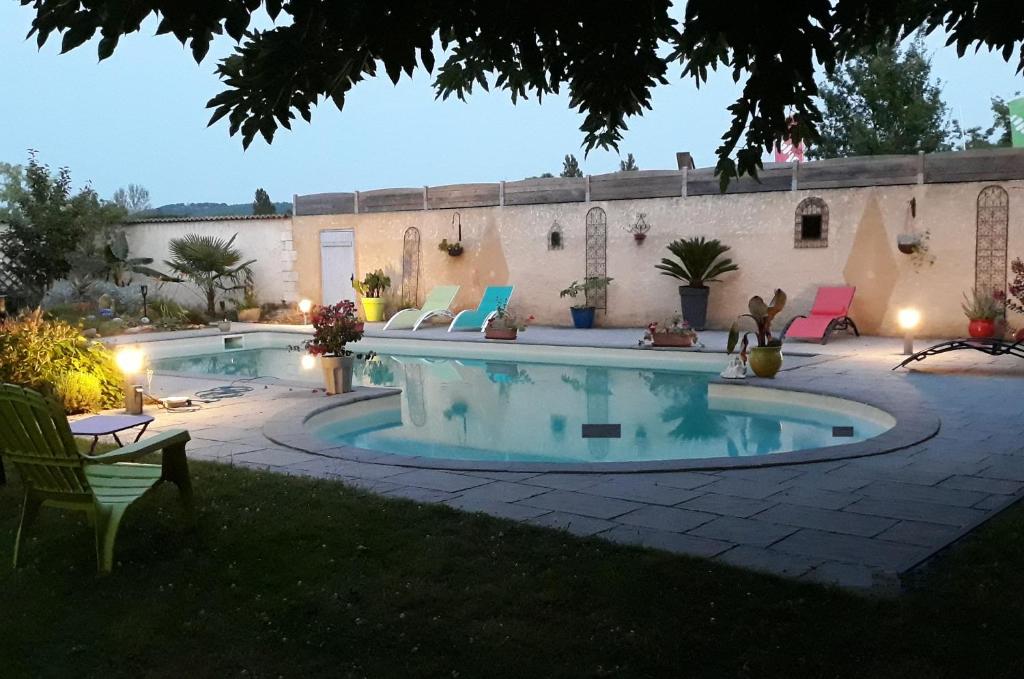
[438,238,464,257]
[646,315,698,347]
[304,300,365,394]
[484,305,533,340]
[961,288,1005,338]
[655,237,739,330]
[727,289,787,378]
[234,285,262,322]
[559,276,613,328]
[354,269,391,322]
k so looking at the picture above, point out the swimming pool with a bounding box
[151,337,894,465]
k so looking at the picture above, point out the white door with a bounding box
[320,230,356,304]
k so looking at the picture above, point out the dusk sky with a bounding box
[1,4,1020,207]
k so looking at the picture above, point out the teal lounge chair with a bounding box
[383,285,461,331]
[447,286,515,332]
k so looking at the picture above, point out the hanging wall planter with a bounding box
[897,233,923,254]
[439,211,465,257]
[625,213,651,244]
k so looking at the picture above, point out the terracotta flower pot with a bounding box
[748,346,783,378]
[968,319,996,338]
[652,333,694,348]
[485,327,518,341]
[633,233,647,243]
[238,308,261,322]
[321,355,354,395]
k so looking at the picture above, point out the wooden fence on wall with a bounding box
[293,148,1024,217]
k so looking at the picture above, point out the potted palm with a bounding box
[164,233,256,316]
[727,289,787,378]
[304,300,365,394]
[484,305,533,340]
[559,276,613,328]
[354,269,391,322]
[655,237,739,330]
[961,288,1005,338]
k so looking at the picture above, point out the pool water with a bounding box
[154,348,890,464]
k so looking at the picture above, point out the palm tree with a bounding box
[164,233,256,315]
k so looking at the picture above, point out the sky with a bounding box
[0,4,1021,207]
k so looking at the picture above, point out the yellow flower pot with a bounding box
[748,346,783,378]
[361,297,385,322]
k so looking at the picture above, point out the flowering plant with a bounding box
[303,300,364,357]
[645,315,697,340]
[961,288,1005,321]
[487,305,534,332]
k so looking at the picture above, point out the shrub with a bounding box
[0,310,122,412]
[53,370,104,413]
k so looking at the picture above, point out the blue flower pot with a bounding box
[570,306,595,329]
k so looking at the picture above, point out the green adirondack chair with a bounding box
[0,383,192,573]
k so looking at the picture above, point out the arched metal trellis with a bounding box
[585,207,608,309]
[976,186,1009,295]
[401,227,421,305]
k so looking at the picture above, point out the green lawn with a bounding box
[2,457,1023,678]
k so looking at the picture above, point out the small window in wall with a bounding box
[795,197,828,248]
[548,221,564,250]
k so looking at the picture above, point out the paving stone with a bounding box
[582,478,703,506]
[326,460,410,480]
[755,504,896,538]
[386,469,491,493]
[339,477,405,494]
[977,461,1024,483]
[599,526,733,558]
[772,529,924,570]
[795,471,873,493]
[699,478,792,500]
[233,449,318,467]
[938,475,1023,496]
[616,505,716,532]
[521,473,606,491]
[844,496,988,527]
[527,512,617,537]
[280,457,354,478]
[640,472,719,490]
[519,490,643,520]
[186,440,266,459]
[825,465,951,487]
[858,481,990,508]
[716,467,806,484]
[455,481,548,503]
[383,486,456,504]
[459,471,541,483]
[766,486,859,510]
[717,545,821,578]
[688,517,797,547]
[679,493,775,518]
[801,561,889,590]
[973,494,1017,511]
[875,520,963,548]
[445,497,552,521]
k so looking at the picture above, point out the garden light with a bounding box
[299,298,312,324]
[115,347,146,414]
[301,354,316,370]
[115,347,145,376]
[897,308,921,355]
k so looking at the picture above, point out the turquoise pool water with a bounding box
[154,348,890,464]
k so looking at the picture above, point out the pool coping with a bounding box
[262,377,940,474]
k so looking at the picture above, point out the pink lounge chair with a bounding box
[783,286,860,344]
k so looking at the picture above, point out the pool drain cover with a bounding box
[832,426,855,437]
[582,424,621,439]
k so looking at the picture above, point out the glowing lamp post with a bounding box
[298,299,312,325]
[897,308,921,356]
[115,347,146,414]
[300,354,316,371]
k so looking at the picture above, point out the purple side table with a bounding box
[70,414,156,452]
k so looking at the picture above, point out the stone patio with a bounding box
[104,324,1024,592]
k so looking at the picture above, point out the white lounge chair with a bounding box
[383,285,461,331]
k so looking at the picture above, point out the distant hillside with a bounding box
[139,201,292,218]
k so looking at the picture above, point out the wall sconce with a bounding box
[115,347,146,414]
[298,298,312,324]
[897,308,921,355]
